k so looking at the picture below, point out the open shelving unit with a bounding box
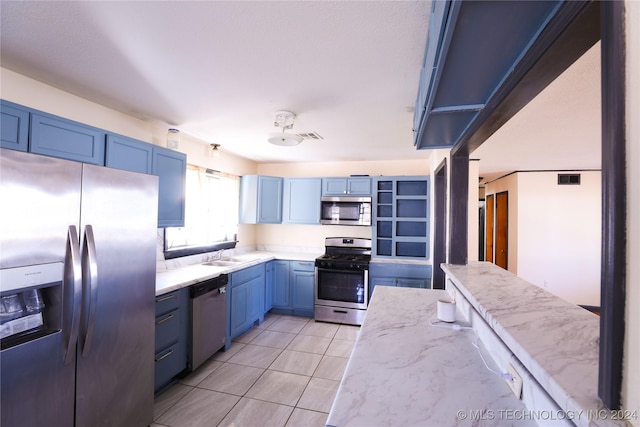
[373,177,430,259]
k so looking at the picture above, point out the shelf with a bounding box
[397,180,428,196]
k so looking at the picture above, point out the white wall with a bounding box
[516,171,601,306]
[623,0,639,419]
[485,171,601,306]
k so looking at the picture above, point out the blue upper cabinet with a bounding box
[1,100,30,152]
[240,175,283,224]
[322,177,371,196]
[283,178,322,224]
[30,112,106,164]
[152,146,186,228]
[414,0,563,149]
[105,134,153,174]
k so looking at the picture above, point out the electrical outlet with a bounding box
[506,363,523,399]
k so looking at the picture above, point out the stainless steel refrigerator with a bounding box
[0,148,158,427]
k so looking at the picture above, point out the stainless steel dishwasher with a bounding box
[189,274,228,371]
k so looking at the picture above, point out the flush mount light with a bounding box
[268,110,303,146]
[167,128,180,149]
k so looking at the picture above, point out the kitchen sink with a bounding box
[203,257,258,267]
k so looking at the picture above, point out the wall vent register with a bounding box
[557,173,581,185]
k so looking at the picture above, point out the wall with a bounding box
[623,0,639,419]
[516,171,601,306]
[485,171,601,306]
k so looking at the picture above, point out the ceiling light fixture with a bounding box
[167,128,180,150]
[210,143,221,158]
[268,110,303,146]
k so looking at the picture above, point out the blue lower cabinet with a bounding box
[291,261,315,317]
[228,264,265,343]
[154,289,188,394]
[270,260,314,317]
[369,262,432,300]
[1,100,30,152]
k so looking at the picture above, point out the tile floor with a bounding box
[152,313,360,427]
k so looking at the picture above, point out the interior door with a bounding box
[485,194,494,263]
[495,192,508,269]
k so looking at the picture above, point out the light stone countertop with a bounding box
[155,251,320,296]
[441,262,627,427]
[326,286,534,427]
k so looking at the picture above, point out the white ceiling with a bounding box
[1,1,600,174]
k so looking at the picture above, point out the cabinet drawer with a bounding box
[155,291,181,316]
[155,309,180,352]
[369,263,431,279]
[231,264,264,286]
[290,260,315,272]
[154,342,182,391]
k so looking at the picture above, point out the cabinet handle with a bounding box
[298,262,314,266]
[156,313,174,325]
[155,349,173,362]
[156,294,176,303]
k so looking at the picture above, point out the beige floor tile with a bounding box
[296,377,340,413]
[313,355,349,381]
[299,321,339,339]
[256,312,281,330]
[325,338,355,358]
[269,349,323,376]
[153,383,193,420]
[156,388,240,427]
[245,370,310,406]
[178,359,223,386]
[212,341,245,362]
[227,343,282,368]
[285,408,329,427]
[234,326,263,343]
[268,317,309,334]
[198,363,264,396]
[334,324,360,341]
[250,329,297,349]
[218,397,293,427]
[286,334,331,354]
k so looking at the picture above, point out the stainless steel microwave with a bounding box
[320,196,372,226]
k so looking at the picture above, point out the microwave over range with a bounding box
[320,196,372,226]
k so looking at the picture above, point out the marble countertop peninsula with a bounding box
[326,286,533,427]
[155,250,321,296]
[442,262,626,427]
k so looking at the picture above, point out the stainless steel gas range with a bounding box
[314,237,371,325]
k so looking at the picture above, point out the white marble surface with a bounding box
[442,262,626,427]
[326,286,534,427]
[155,250,321,296]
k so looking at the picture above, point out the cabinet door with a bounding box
[1,100,29,152]
[322,178,348,195]
[257,176,283,223]
[230,282,249,338]
[396,278,430,289]
[246,275,264,325]
[30,113,106,165]
[369,276,397,299]
[271,261,290,309]
[152,146,186,227]
[265,262,274,313]
[347,178,372,196]
[291,269,315,314]
[106,134,153,174]
[283,178,322,224]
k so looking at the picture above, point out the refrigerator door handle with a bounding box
[80,224,98,358]
[63,225,82,365]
